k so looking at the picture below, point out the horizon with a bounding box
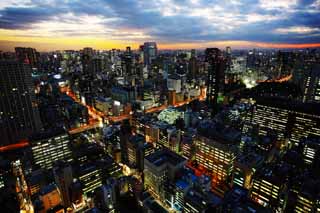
[1,40,320,52]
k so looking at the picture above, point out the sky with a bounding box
[0,0,320,51]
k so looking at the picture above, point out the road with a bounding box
[63,85,205,135]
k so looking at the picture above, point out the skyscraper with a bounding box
[205,48,225,108]
[0,61,42,146]
[123,46,132,75]
[225,46,232,73]
[53,162,73,207]
[302,64,320,103]
[81,47,93,75]
[188,49,198,79]
[143,42,157,66]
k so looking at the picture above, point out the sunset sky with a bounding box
[0,0,320,51]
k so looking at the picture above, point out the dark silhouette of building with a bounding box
[205,48,225,110]
[0,61,42,146]
[123,46,133,75]
[188,49,198,79]
[15,47,39,68]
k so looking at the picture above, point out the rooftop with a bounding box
[145,148,186,167]
[39,183,58,195]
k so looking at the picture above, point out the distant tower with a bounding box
[143,42,157,66]
[205,48,226,109]
[226,46,231,55]
[0,61,42,146]
[139,45,144,64]
[123,46,132,76]
[188,49,198,79]
[82,47,94,75]
[225,46,232,73]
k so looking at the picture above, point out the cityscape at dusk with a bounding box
[0,0,320,213]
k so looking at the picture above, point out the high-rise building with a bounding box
[248,97,320,145]
[0,61,42,146]
[123,46,132,75]
[81,47,94,76]
[292,178,320,213]
[82,47,94,58]
[15,47,39,68]
[233,152,264,189]
[289,109,320,146]
[225,46,232,73]
[75,155,121,195]
[251,102,290,140]
[301,137,320,165]
[276,51,294,78]
[30,129,72,170]
[143,42,157,66]
[302,64,320,103]
[194,135,236,186]
[144,149,187,201]
[188,49,198,79]
[127,134,145,171]
[205,48,225,108]
[94,183,118,212]
[53,162,73,207]
[250,163,288,211]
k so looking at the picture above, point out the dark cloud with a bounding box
[0,6,62,29]
[0,0,319,43]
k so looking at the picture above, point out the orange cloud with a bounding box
[0,35,319,51]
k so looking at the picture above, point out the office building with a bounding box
[174,180,190,211]
[194,135,236,186]
[111,86,137,104]
[233,152,264,189]
[293,178,320,213]
[289,110,320,147]
[143,42,157,66]
[301,137,320,165]
[94,182,118,212]
[77,163,103,195]
[144,149,187,201]
[184,189,222,213]
[251,102,289,140]
[223,186,271,212]
[53,162,73,207]
[167,74,182,93]
[250,97,320,145]
[76,156,121,195]
[26,169,47,196]
[250,163,288,210]
[30,129,72,170]
[127,134,145,171]
[0,61,42,146]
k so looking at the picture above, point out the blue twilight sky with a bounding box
[0,0,319,50]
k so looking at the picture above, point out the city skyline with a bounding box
[1,0,320,51]
[1,1,320,213]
